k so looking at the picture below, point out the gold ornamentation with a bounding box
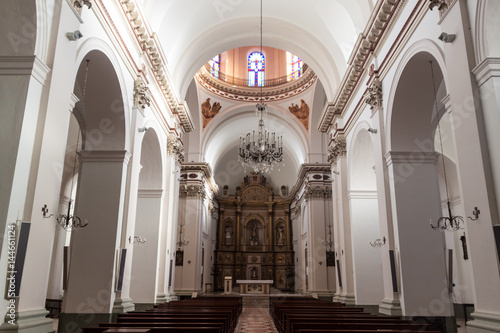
[288,99,310,130]
[241,188,269,201]
[133,77,151,109]
[327,137,347,164]
[201,98,222,129]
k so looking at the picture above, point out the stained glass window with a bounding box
[248,52,265,87]
[210,54,221,78]
[286,52,303,81]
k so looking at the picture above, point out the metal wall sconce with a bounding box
[138,127,148,133]
[438,32,456,43]
[468,207,480,221]
[370,237,386,247]
[57,200,88,230]
[367,128,378,134]
[66,30,83,41]
[129,236,146,244]
[42,205,53,219]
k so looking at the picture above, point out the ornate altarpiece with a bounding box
[214,173,294,291]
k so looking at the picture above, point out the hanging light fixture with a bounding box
[238,0,284,173]
[428,60,464,231]
[57,60,90,231]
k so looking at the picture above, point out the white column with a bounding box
[385,151,452,316]
[130,189,163,304]
[334,155,355,305]
[61,150,130,316]
[440,3,500,331]
[371,101,402,315]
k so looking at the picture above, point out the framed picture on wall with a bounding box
[175,250,184,266]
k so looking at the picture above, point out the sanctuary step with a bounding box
[242,296,270,308]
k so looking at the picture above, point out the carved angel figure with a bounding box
[288,99,310,130]
[202,98,222,129]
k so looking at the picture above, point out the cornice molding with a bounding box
[138,189,163,198]
[79,150,132,164]
[0,56,51,85]
[473,57,500,87]
[384,151,439,166]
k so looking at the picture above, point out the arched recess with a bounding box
[348,122,384,305]
[130,128,164,304]
[386,50,453,316]
[475,0,500,62]
[62,50,129,315]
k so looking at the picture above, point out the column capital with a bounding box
[179,184,205,199]
[472,57,500,87]
[167,133,184,164]
[327,136,347,164]
[364,77,383,111]
[133,77,151,110]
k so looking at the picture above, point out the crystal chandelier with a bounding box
[238,0,284,173]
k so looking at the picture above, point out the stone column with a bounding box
[366,77,402,315]
[328,137,355,305]
[385,151,452,317]
[59,150,131,330]
[440,2,500,330]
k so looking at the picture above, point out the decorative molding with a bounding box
[179,184,205,199]
[0,56,51,85]
[196,65,317,103]
[384,151,439,167]
[133,77,151,109]
[138,189,163,198]
[78,150,132,164]
[327,137,347,164]
[347,190,378,200]
[472,57,500,87]
[304,185,332,201]
[69,93,80,110]
[167,134,184,164]
[364,77,383,110]
[318,0,404,132]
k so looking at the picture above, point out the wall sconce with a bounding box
[468,207,480,221]
[138,127,148,133]
[42,205,53,219]
[438,32,456,43]
[370,237,386,247]
[66,30,83,41]
[129,236,146,244]
[368,128,378,134]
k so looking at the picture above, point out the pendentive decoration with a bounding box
[288,99,310,131]
[238,0,284,173]
[202,98,222,129]
[428,61,464,231]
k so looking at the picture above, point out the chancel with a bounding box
[1,1,500,333]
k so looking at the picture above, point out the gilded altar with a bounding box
[214,173,294,291]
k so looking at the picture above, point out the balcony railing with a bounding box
[203,63,309,88]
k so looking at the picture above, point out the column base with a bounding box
[467,310,500,333]
[379,298,402,316]
[166,293,178,302]
[332,292,342,303]
[58,313,114,333]
[156,293,167,304]
[134,303,155,311]
[0,309,54,333]
[112,297,134,313]
[338,293,356,306]
[309,290,334,301]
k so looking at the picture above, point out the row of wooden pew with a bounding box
[270,297,443,333]
[82,296,241,333]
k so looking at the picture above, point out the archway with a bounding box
[348,125,384,305]
[130,128,163,306]
[387,51,453,316]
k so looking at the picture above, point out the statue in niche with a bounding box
[249,222,259,246]
[288,99,310,130]
[224,224,233,245]
[201,98,221,129]
[277,224,285,246]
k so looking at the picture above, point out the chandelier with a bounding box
[238,0,284,173]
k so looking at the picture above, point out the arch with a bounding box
[475,0,500,61]
[138,129,163,189]
[386,40,447,152]
[74,38,131,151]
[348,121,376,191]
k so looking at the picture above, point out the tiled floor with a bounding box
[236,306,278,333]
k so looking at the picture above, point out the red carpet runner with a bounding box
[236,306,278,333]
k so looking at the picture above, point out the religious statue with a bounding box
[224,224,233,245]
[288,99,310,130]
[201,98,222,129]
[250,223,259,246]
[277,224,285,246]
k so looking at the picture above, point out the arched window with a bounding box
[286,52,302,81]
[210,54,221,78]
[248,52,265,87]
